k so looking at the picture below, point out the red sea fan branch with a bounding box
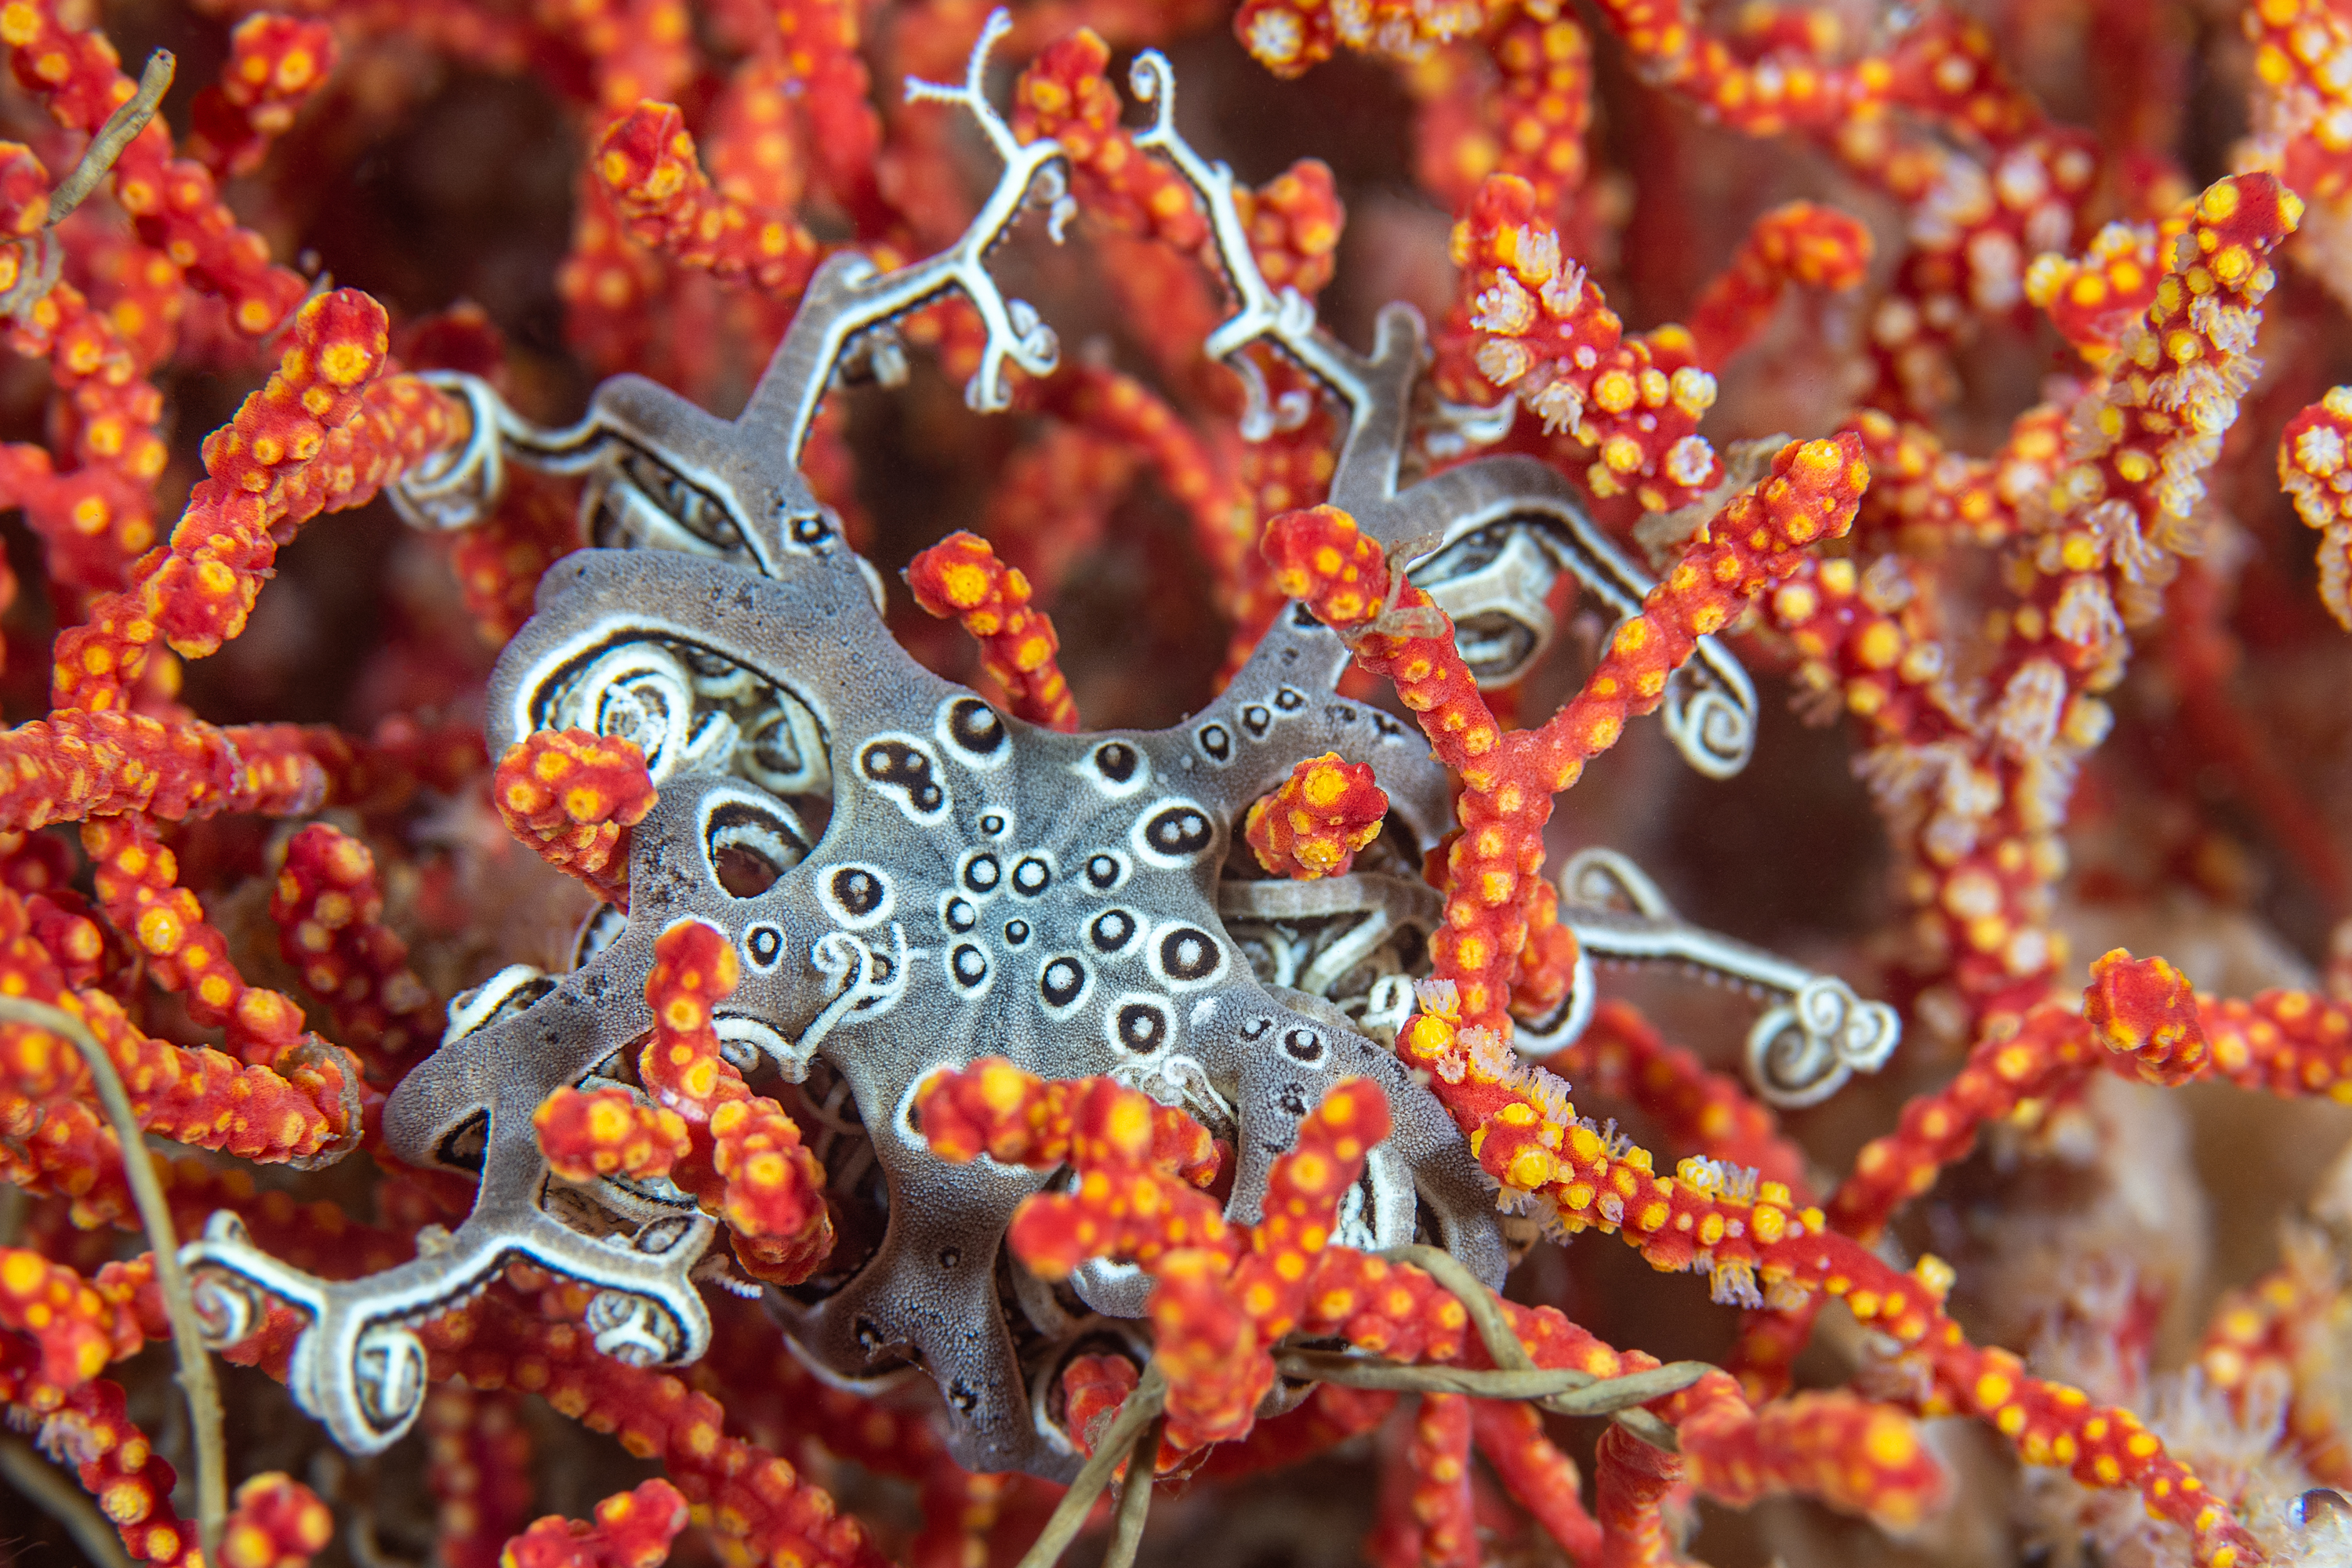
[52,289,470,710]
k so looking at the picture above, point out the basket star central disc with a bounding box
[392,543,1512,1475]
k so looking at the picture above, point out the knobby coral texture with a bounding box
[11,3,2352,1568]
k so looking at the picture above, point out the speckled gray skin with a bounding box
[180,16,1895,1480]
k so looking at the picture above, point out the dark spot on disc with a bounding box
[1085,854,1122,889]
[980,812,1007,836]
[938,1247,962,1269]
[1094,742,1139,782]
[746,926,783,968]
[1241,705,1272,738]
[1158,927,1219,982]
[1283,1027,1324,1062]
[1040,957,1084,1008]
[1275,686,1307,711]
[1012,857,1051,895]
[944,897,978,932]
[1004,919,1030,946]
[1198,724,1232,762]
[1089,909,1136,953]
[832,867,884,916]
[1240,1017,1272,1041]
[1144,805,1214,858]
[1114,1002,1171,1054]
[951,944,989,986]
[1278,1084,1308,1116]
[860,740,946,815]
[949,698,1007,755]
[963,853,1000,892]
[790,514,831,545]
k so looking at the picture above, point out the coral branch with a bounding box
[500,1479,689,1568]
[493,730,658,909]
[0,1249,136,1392]
[269,823,444,1085]
[2280,384,2352,630]
[1554,1001,1810,1195]
[185,16,338,178]
[633,920,832,1282]
[1266,434,1867,1028]
[53,290,469,710]
[534,1086,688,1182]
[1013,30,1206,252]
[1244,751,1387,879]
[426,1386,536,1568]
[84,815,305,1062]
[918,1058,1226,1279]
[1375,1393,1475,1568]
[435,1290,884,1568]
[29,1375,200,1566]
[1396,993,2261,1564]
[0,710,329,832]
[1593,1421,1680,1568]
[905,531,1081,731]
[1686,200,1874,368]
[594,102,822,298]
[2,0,309,331]
[1445,174,1722,510]
[1468,1397,1600,1563]
[216,1473,334,1568]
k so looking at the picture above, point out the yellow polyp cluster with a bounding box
[595,100,820,295]
[82,814,310,1063]
[1243,750,1388,879]
[0,1246,126,1388]
[2242,0,2352,205]
[1686,200,1874,366]
[492,729,659,908]
[533,1084,689,1182]
[1450,173,1726,510]
[905,530,1080,732]
[2281,383,2352,630]
[622,921,832,1285]
[46,287,463,713]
